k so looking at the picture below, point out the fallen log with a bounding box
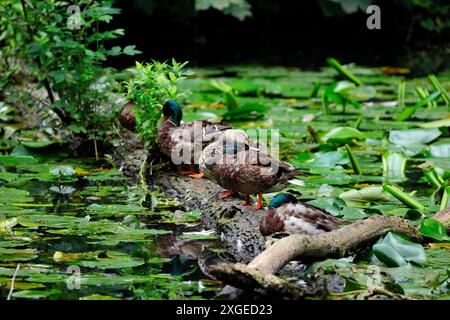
[111,130,450,299]
[152,174,266,263]
[111,135,266,263]
[210,208,450,297]
[209,262,316,299]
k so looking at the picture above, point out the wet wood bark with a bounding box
[112,133,266,263]
[210,209,450,298]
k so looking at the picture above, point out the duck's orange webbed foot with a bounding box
[218,190,236,199]
[189,172,204,179]
[178,165,204,179]
[241,193,264,210]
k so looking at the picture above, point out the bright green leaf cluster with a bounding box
[124,59,191,147]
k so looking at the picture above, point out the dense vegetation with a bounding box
[0,0,449,300]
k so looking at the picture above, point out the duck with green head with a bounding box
[199,130,299,209]
[157,100,231,178]
[259,193,342,236]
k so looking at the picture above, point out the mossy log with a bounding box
[112,135,266,264]
[152,174,267,263]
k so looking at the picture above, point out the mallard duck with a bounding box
[259,193,342,236]
[157,100,231,178]
[199,130,299,209]
[119,102,137,132]
[199,129,248,199]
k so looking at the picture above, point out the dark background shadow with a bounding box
[108,0,449,74]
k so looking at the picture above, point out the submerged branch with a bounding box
[209,263,313,299]
[212,206,450,297]
[211,215,419,292]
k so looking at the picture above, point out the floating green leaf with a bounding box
[389,128,441,146]
[322,127,366,142]
[420,219,450,241]
[373,232,426,267]
[382,152,407,179]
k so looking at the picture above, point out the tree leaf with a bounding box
[123,45,142,56]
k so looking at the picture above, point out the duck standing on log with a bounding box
[120,100,231,178]
[259,193,342,236]
[157,101,231,178]
[199,130,300,209]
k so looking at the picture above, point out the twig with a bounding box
[93,134,99,161]
[6,264,21,300]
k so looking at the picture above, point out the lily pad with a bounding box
[389,128,441,146]
[373,232,426,267]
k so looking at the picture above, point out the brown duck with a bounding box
[260,193,342,236]
[199,130,300,209]
[157,100,231,178]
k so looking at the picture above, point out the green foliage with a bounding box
[124,60,190,146]
[209,80,239,110]
[321,126,366,142]
[322,81,362,115]
[409,0,450,32]
[383,184,425,211]
[382,152,407,179]
[318,0,372,15]
[0,0,140,144]
[195,0,252,20]
[327,58,363,86]
[208,79,268,121]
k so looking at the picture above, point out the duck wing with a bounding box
[260,204,342,236]
[296,203,342,231]
[178,120,231,143]
[245,145,300,179]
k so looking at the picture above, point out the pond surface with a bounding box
[1,65,450,299]
[0,150,221,299]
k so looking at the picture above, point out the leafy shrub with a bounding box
[124,60,190,147]
[0,0,140,144]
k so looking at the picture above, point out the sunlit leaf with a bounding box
[420,219,450,241]
[389,128,441,146]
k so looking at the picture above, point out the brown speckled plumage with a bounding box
[199,130,299,196]
[119,102,137,132]
[259,202,342,236]
[157,119,231,164]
